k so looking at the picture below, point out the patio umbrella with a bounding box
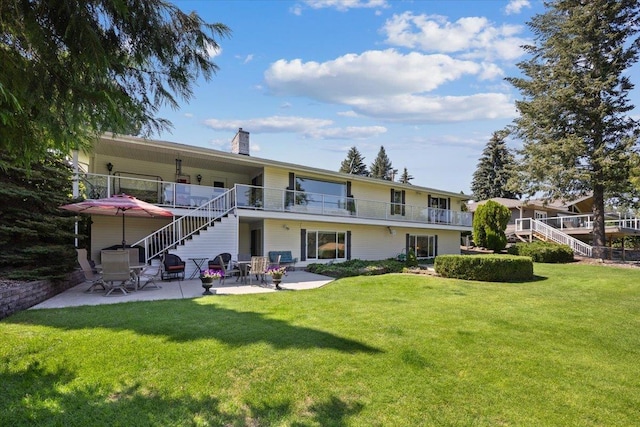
[60,193,173,248]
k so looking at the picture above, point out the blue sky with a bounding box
[156,0,638,195]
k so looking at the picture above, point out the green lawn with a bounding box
[1,263,639,426]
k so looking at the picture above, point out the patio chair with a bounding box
[248,256,268,285]
[101,250,133,296]
[208,252,232,271]
[161,253,186,280]
[214,255,240,285]
[77,248,106,292]
[138,260,162,290]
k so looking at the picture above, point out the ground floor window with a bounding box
[307,231,346,260]
[409,234,437,258]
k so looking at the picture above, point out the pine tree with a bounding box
[370,146,394,180]
[507,0,640,258]
[0,152,78,280]
[399,167,414,184]
[470,130,519,201]
[0,0,230,169]
[339,146,369,176]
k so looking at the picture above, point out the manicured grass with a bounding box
[1,263,639,426]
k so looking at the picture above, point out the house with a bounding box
[468,197,640,258]
[74,130,472,277]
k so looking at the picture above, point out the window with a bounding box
[294,176,347,210]
[391,189,405,215]
[306,231,346,260]
[408,234,436,258]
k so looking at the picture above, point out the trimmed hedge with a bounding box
[507,241,574,263]
[306,259,405,278]
[435,255,534,282]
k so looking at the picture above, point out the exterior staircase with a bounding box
[132,188,238,272]
[516,218,593,257]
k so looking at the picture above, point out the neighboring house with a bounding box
[74,131,472,277]
[468,196,640,258]
[467,196,594,237]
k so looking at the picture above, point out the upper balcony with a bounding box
[79,173,472,229]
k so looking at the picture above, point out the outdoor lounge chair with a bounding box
[77,248,105,292]
[208,253,240,285]
[161,253,186,280]
[101,250,133,296]
[248,256,268,285]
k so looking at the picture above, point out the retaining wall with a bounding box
[0,270,84,320]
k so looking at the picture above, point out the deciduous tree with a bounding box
[507,0,640,258]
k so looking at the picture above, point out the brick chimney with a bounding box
[231,128,250,156]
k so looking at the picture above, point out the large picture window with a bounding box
[307,231,346,260]
[408,234,436,258]
[295,177,347,210]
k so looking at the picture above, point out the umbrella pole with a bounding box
[122,214,126,249]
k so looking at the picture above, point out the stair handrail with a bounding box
[520,218,593,257]
[133,187,236,262]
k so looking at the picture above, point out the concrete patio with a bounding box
[32,270,334,309]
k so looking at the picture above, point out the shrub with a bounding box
[434,255,533,282]
[507,241,574,263]
[406,249,419,267]
[306,259,406,278]
[472,201,511,252]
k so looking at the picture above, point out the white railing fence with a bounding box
[516,218,593,257]
[132,188,235,262]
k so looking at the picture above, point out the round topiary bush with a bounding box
[507,241,574,263]
[434,254,534,282]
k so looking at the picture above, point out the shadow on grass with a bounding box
[5,299,381,354]
[0,362,363,426]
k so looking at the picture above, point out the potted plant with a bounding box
[200,269,223,294]
[265,266,287,289]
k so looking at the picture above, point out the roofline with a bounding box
[101,133,469,199]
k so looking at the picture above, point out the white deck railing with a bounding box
[538,213,640,232]
[132,189,235,262]
[516,218,593,257]
[234,184,472,227]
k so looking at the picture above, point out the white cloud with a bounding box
[505,0,531,15]
[264,49,515,124]
[243,54,254,64]
[302,0,389,12]
[349,93,517,124]
[306,125,387,139]
[265,49,481,103]
[183,113,194,118]
[203,116,386,140]
[204,42,222,58]
[381,12,528,61]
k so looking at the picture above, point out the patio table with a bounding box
[188,257,208,279]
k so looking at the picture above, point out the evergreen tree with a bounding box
[472,200,510,253]
[370,146,394,180]
[507,0,640,258]
[471,130,519,201]
[0,0,230,169]
[339,146,369,176]
[399,167,414,184]
[0,152,78,280]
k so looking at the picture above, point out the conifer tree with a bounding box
[0,0,230,169]
[507,0,640,258]
[399,167,414,184]
[370,146,394,180]
[471,130,519,201]
[339,146,369,176]
[0,153,78,280]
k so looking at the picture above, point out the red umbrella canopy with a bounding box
[60,193,173,247]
